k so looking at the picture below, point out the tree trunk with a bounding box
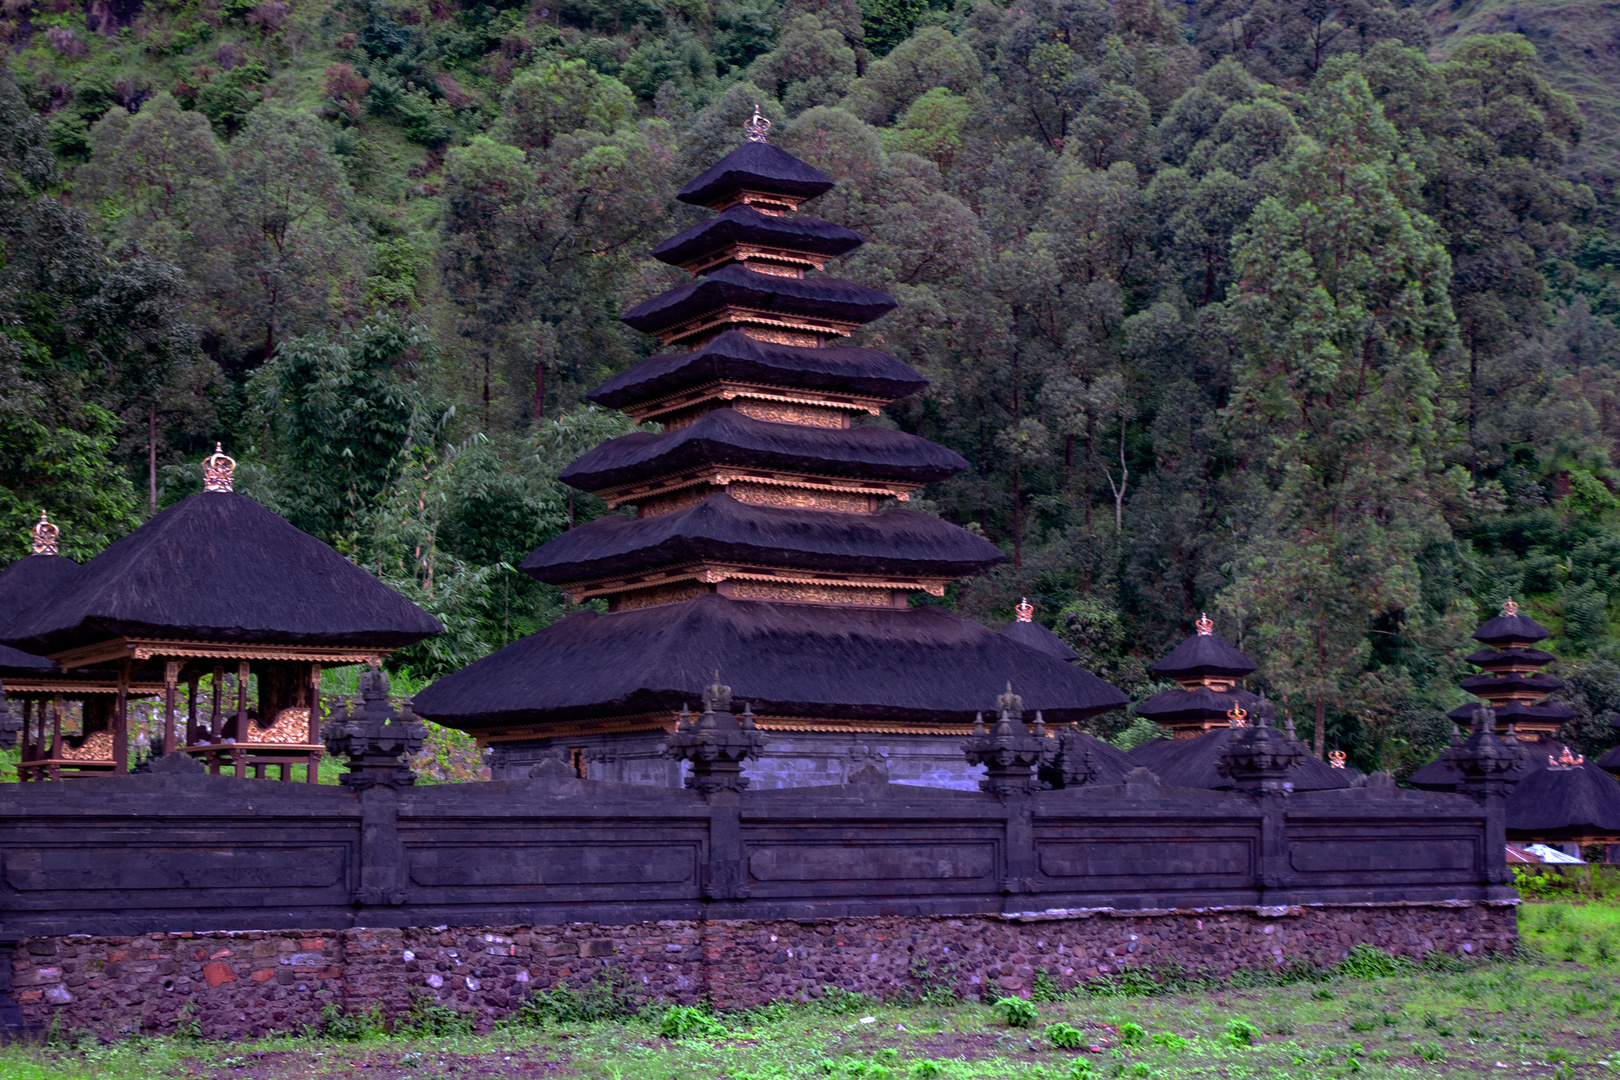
[147,407,157,515]
[532,357,547,422]
[1012,462,1022,571]
[1314,695,1326,758]
[483,352,492,428]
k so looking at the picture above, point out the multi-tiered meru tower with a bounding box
[415,118,1127,789]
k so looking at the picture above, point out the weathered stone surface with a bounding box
[10,904,1516,1038]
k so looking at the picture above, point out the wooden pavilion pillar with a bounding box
[187,671,199,744]
[307,662,322,784]
[162,661,180,757]
[114,661,130,774]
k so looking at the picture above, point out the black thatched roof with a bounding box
[1443,699,1574,724]
[560,408,969,492]
[1148,632,1257,680]
[1458,672,1564,696]
[0,642,56,676]
[1464,646,1554,667]
[677,142,836,208]
[1506,765,1620,839]
[652,206,864,268]
[2,492,443,653]
[621,266,897,337]
[0,553,83,639]
[1133,685,1261,725]
[1406,733,1562,790]
[999,620,1078,662]
[413,594,1127,729]
[1124,724,1352,791]
[1057,730,1139,785]
[588,332,927,412]
[1474,611,1550,645]
[521,495,1003,584]
[1597,743,1620,777]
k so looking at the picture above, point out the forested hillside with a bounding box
[4,0,1620,774]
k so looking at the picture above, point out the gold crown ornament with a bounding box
[1548,746,1584,771]
[1501,597,1520,618]
[1328,748,1347,769]
[1226,700,1248,727]
[744,105,771,144]
[203,443,236,493]
[1195,612,1214,636]
[30,511,59,556]
[1015,598,1034,623]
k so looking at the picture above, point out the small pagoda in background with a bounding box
[415,114,1128,789]
[1127,614,1351,792]
[1410,599,1574,789]
[1,448,441,780]
[1133,613,1262,738]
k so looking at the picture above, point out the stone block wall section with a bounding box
[10,902,1517,1039]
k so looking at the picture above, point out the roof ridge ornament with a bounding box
[31,511,59,556]
[1015,597,1034,623]
[1195,612,1214,636]
[1329,738,1347,769]
[1548,745,1584,770]
[1226,699,1247,727]
[204,443,236,493]
[1501,596,1519,618]
[744,104,770,144]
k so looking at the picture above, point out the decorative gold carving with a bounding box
[1501,597,1520,617]
[566,562,950,604]
[725,580,896,606]
[51,638,386,670]
[204,443,235,492]
[744,104,770,143]
[732,325,822,348]
[601,469,914,510]
[1195,612,1214,636]
[1548,745,1584,770]
[609,581,714,611]
[741,260,805,278]
[733,400,848,428]
[59,729,115,761]
[655,307,857,350]
[710,190,805,214]
[1328,748,1347,769]
[245,707,311,744]
[626,380,887,425]
[1015,598,1034,623]
[637,485,716,518]
[31,511,60,556]
[729,482,873,513]
[1226,700,1248,727]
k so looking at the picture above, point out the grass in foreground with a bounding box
[2,899,1618,1080]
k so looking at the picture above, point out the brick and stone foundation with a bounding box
[8,901,1517,1039]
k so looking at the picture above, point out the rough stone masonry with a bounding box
[9,902,1517,1039]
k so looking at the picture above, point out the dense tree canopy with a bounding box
[4,0,1620,774]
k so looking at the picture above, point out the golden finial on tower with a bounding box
[30,511,59,556]
[744,105,771,143]
[1015,598,1034,623]
[1501,596,1520,618]
[1226,700,1247,727]
[1195,612,1214,636]
[1328,748,1347,769]
[203,443,236,493]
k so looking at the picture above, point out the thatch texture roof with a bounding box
[1474,611,1550,645]
[1148,632,1257,680]
[413,594,1128,729]
[1125,724,1352,791]
[521,495,1003,584]
[652,206,864,268]
[1459,672,1564,696]
[1407,734,1562,790]
[999,619,1078,662]
[0,554,83,639]
[1134,685,1261,725]
[588,332,927,412]
[1464,646,1554,667]
[1597,742,1620,777]
[677,142,836,208]
[0,642,56,676]
[621,266,897,337]
[560,408,969,492]
[1506,765,1620,839]
[1443,699,1574,725]
[2,492,443,653]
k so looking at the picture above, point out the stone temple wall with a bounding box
[9,903,1518,1039]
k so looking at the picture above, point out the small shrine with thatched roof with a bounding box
[1,447,441,780]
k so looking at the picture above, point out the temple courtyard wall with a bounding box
[8,903,1517,1039]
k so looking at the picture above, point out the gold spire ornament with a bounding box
[30,511,59,556]
[1547,745,1584,770]
[744,105,771,144]
[1328,748,1347,769]
[1501,597,1519,618]
[1195,612,1214,636]
[1226,700,1247,727]
[203,443,236,493]
[1015,598,1034,623]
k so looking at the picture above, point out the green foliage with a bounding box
[1149,1031,1187,1050]
[994,996,1038,1027]
[1045,1021,1083,1048]
[659,1004,726,1039]
[514,973,640,1024]
[317,1003,389,1039]
[1115,1021,1145,1046]
[404,994,474,1037]
[1337,944,1407,980]
[1222,1018,1259,1046]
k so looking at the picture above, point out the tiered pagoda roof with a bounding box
[1133,614,1262,737]
[1410,599,1571,789]
[415,116,1128,740]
